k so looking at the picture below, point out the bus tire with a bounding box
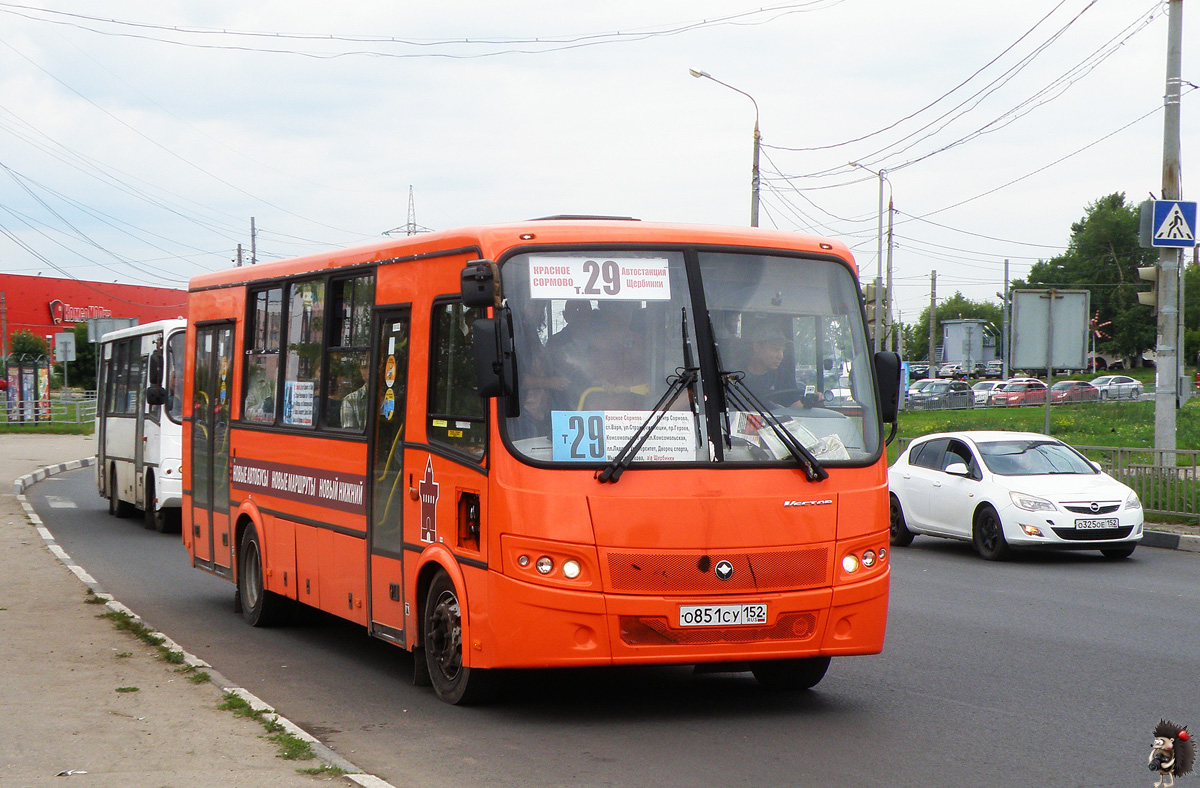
[751,656,830,690]
[423,569,490,705]
[237,524,286,627]
[889,495,915,546]
[109,467,134,518]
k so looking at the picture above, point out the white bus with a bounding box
[96,318,186,532]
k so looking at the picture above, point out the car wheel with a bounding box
[972,505,1011,561]
[751,656,830,690]
[237,523,288,627]
[1101,545,1136,559]
[424,569,492,704]
[889,495,915,546]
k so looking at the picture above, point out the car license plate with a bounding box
[678,603,767,627]
[1075,518,1119,530]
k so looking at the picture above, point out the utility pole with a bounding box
[250,217,258,265]
[1155,0,1183,457]
[928,270,937,367]
[1002,259,1011,379]
[885,197,895,351]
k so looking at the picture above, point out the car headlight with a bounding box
[1010,491,1056,512]
[1126,491,1143,510]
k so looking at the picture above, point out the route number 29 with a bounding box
[567,414,605,459]
[581,260,621,296]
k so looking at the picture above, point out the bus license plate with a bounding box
[1075,518,1118,530]
[678,603,768,628]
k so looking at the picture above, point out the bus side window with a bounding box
[281,280,325,428]
[325,275,375,431]
[243,287,282,425]
[428,301,486,459]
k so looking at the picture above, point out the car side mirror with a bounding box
[944,462,970,477]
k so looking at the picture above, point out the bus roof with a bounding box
[99,317,187,344]
[188,219,856,292]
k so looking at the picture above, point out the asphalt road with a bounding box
[30,468,1199,788]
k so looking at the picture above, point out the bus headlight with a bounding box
[535,556,554,575]
[562,560,581,579]
[842,554,860,573]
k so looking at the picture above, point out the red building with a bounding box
[0,274,187,353]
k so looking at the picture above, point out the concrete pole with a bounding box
[928,270,937,368]
[751,120,761,228]
[1002,259,1011,379]
[885,197,895,351]
[1155,0,1183,458]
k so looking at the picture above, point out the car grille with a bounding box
[619,612,818,646]
[1062,503,1121,514]
[605,547,830,594]
[1049,525,1134,541]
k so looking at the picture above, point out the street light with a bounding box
[850,162,891,353]
[689,68,760,227]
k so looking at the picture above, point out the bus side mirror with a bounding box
[146,349,167,407]
[874,351,900,423]
[471,310,519,416]
[461,260,500,308]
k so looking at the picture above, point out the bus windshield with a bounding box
[503,248,879,466]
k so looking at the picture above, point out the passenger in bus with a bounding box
[519,300,593,436]
[340,355,371,430]
[739,326,810,408]
[572,300,649,411]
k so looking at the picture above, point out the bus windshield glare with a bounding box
[503,249,879,466]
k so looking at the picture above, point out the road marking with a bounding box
[45,496,77,509]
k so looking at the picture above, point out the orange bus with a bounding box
[182,218,900,703]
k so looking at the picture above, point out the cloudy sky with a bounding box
[0,0,1193,322]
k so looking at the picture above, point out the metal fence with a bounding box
[1,391,97,426]
[1075,445,1200,524]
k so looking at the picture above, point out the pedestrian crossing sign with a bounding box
[1152,200,1197,247]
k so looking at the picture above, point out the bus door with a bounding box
[190,323,235,576]
[367,309,411,643]
[133,336,152,506]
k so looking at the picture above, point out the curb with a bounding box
[13,457,394,788]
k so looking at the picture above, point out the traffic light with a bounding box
[863,281,885,335]
[1137,265,1158,312]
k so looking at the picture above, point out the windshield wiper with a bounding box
[596,309,700,484]
[720,371,829,483]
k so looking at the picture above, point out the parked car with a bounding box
[971,380,1004,406]
[937,363,965,379]
[907,379,975,410]
[888,430,1143,560]
[1090,374,1143,400]
[908,362,930,379]
[990,378,1047,407]
[983,360,1003,378]
[1050,380,1100,403]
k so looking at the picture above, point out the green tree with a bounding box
[1017,193,1156,364]
[8,330,48,363]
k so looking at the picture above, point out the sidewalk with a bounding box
[0,433,360,787]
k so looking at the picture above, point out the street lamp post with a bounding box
[850,163,891,353]
[689,69,760,227]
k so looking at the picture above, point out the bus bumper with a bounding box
[475,568,888,669]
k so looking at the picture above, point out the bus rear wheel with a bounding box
[423,570,490,704]
[751,656,831,690]
[237,524,287,627]
[143,476,179,533]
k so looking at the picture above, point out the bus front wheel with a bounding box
[423,570,490,704]
[109,467,134,518]
[237,524,286,627]
[751,656,831,690]
[143,476,179,534]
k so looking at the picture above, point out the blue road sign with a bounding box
[1152,200,1197,247]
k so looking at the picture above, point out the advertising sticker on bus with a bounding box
[550,410,696,462]
[528,256,671,301]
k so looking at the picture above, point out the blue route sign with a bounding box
[1151,200,1197,247]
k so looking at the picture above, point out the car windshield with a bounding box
[976,440,1096,476]
[501,248,880,467]
[972,382,993,390]
[1051,382,1073,390]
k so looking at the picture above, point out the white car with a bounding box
[1090,374,1143,400]
[971,380,1003,406]
[888,430,1143,560]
